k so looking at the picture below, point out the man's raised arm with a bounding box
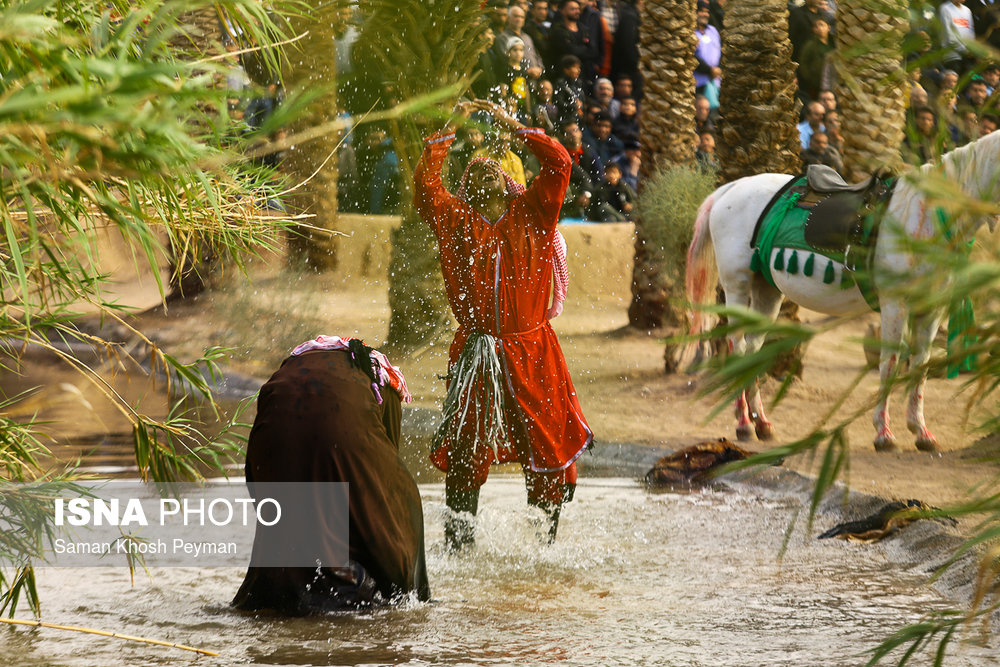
[412,101,477,232]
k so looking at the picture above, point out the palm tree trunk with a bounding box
[629,0,699,329]
[713,0,805,379]
[834,0,909,180]
[717,0,801,180]
[283,12,342,272]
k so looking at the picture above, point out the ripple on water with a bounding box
[2,477,996,666]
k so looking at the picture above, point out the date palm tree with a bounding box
[281,3,350,271]
[356,0,488,353]
[716,0,805,379]
[717,0,802,181]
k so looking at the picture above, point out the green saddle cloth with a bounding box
[749,177,880,310]
[748,179,976,378]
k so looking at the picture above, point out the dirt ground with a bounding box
[100,217,1000,517]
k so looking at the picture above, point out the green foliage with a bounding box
[636,164,719,304]
[0,0,302,616]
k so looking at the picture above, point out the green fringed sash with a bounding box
[937,208,977,378]
[749,176,887,312]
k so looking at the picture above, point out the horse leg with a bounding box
[874,302,905,452]
[906,312,941,452]
[730,339,756,442]
[723,278,757,441]
[746,281,785,441]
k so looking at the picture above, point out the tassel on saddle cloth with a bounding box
[432,332,511,459]
[749,175,894,311]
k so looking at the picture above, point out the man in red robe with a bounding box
[414,99,593,548]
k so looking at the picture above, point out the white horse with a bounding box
[683,131,1000,452]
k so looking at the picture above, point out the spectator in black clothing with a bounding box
[558,126,594,219]
[560,118,604,194]
[695,131,719,173]
[444,124,486,192]
[581,100,604,142]
[614,76,634,102]
[485,0,509,34]
[614,135,641,192]
[612,0,642,100]
[964,75,990,113]
[980,112,999,136]
[245,82,282,131]
[797,17,834,102]
[584,110,625,165]
[983,62,1000,94]
[969,0,1000,50]
[553,54,586,123]
[818,89,837,113]
[708,0,726,31]
[953,105,979,146]
[548,0,600,82]
[903,106,952,165]
[590,161,636,221]
[788,0,835,63]
[578,0,611,81]
[532,78,559,132]
[612,96,640,138]
[824,109,844,153]
[471,27,501,99]
[527,0,554,61]
[800,131,844,174]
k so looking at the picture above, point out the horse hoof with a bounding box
[736,424,755,441]
[915,436,940,452]
[874,436,898,453]
[755,421,775,441]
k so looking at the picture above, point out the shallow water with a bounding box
[3,477,995,666]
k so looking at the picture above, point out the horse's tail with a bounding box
[678,182,735,372]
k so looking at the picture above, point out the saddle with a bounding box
[805,164,883,194]
[799,167,894,256]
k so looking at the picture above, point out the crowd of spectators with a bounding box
[791,0,1000,172]
[455,0,647,222]
[223,0,1000,222]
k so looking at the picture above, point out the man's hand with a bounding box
[472,99,525,132]
[444,99,477,132]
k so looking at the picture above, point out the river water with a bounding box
[2,476,996,666]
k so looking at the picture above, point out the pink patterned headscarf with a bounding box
[456,157,569,319]
[290,335,411,403]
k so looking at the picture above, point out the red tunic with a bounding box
[414,128,593,474]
